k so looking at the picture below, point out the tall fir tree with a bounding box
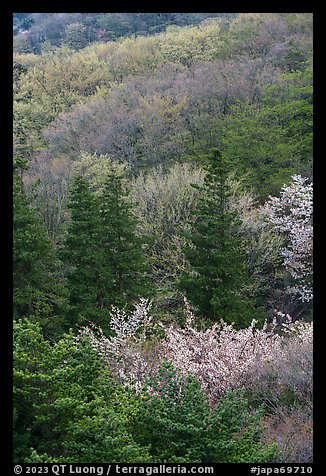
[60,175,110,327]
[179,149,258,328]
[99,171,150,308]
[61,173,150,330]
[13,170,66,336]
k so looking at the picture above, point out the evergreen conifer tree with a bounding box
[61,173,150,329]
[99,171,150,308]
[13,170,66,336]
[60,175,110,327]
[179,149,257,327]
[14,172,53,315]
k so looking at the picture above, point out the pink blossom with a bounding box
[78,297,313,407]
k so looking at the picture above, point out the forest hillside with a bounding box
[13,12,313,464]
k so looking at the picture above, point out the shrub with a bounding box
[262,405,313,463]
[80,298,313,409]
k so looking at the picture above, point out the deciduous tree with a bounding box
[264,175,313,303]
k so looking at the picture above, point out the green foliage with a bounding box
[13,319,152,463]
[12,13,313,463]
[13,174,52,300]
[130,162,204,295]
[13,45,110,161]
[157,20,227,66]
[179,149,260,327]
[13,171,67,335]
[63,22,88,50]
[14,320,278,463]
[219,68,313,200]
[13,13,232,53]
[72,152,128,195]
[14,319,53,462]
[61,172,150,329]
[131,360,278,463]
[99,171,151,308]
[60,175,107,327]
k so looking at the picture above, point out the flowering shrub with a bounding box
[162,302,313,406]
[78,298,312,462]
[79,298,163,391]
[79,298,313,407]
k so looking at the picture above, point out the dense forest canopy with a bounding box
[13,12,313,464]
[13,13,237,51]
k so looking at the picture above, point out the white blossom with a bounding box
[264,175,313,302]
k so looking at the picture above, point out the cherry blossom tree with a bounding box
[264,175,313,302]
[79,297,313,406]
[78,299,162,392]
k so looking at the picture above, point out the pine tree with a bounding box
[99,171,150,308]
[179,149,257,327]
